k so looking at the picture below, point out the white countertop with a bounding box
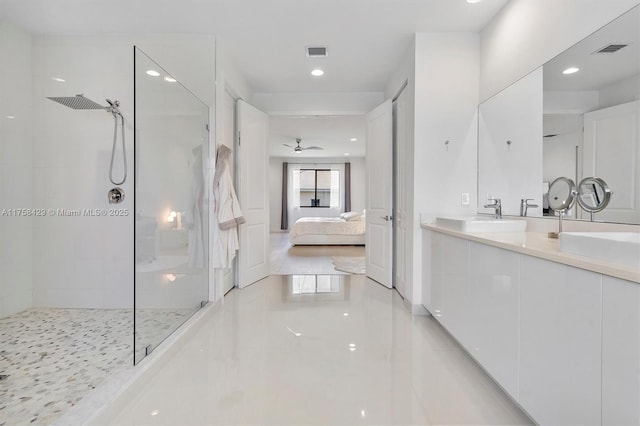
[421,223,640,284]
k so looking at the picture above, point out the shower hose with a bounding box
[109,110,127,185]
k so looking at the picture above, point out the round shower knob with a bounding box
[108,187,125,204]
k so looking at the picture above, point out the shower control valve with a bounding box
[108,187,125,204]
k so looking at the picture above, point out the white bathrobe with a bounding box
[212,144,245,268]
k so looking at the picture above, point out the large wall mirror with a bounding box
[478,5,640,225]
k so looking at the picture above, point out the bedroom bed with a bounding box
[289,212,366,246]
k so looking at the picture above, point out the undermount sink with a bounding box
[559,232,640,269]
[435,216,527,233]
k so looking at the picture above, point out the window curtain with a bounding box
[281,162,288,230]
[344,162,351,212]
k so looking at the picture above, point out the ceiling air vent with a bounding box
[307,46,327,57]
[592,43,629,54]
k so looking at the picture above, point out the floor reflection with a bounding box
[281,275,351,302]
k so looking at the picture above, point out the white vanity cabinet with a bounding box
[422,227,640,426]
[467,242,520,399]
[602,276,640,425]
[424,231,443,318]
[439,235,471,346]
[519,256,602,425]
[424,231,520,399]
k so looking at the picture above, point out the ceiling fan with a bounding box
[283,138,323,154]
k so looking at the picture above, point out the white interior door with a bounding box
[366,99,393,288]
[393,88,408,298]
[237,100,269,288]
[583,100,639,224]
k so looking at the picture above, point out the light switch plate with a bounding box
[461,192,470,206]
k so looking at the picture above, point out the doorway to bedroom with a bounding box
[268,115,367,276]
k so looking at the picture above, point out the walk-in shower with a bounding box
[1,41,210,425]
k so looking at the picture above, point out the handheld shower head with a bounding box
[45,94,127,186]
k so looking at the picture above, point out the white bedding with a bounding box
[289,217,366,245]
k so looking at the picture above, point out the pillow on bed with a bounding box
[341,211,362,221]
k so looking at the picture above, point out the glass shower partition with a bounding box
[133,47,210,364]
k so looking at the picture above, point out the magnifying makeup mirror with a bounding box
[577,177,612,221]
[547,176,577,238]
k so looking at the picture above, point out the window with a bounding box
[298,169,340,207]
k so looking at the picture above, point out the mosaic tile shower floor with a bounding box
[0,308,193,425]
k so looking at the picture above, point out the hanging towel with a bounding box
[212,144,245,268]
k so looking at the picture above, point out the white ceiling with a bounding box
[270,115,366,158]
[0,0,510,93]
[1,0,512,159]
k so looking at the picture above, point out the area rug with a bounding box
[331,257,366,274]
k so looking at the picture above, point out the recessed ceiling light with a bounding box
[6,116,15,119]
[164,76,177,83]
[350,138,357,142]
[52,77,65,82]
[466,0,482,3]
[344,153,350,156]
[311,69,324,77]
[563,67,580,75]
[146,70,160,77]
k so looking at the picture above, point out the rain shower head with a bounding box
[47,94,106,110]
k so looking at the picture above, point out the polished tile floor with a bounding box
[269,232,365,275]
[106,275,533,425]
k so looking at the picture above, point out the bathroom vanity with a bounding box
[421,222,640,425]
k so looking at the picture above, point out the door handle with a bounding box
[381,215,392,221]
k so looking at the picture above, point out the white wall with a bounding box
[0,21,33,318]
[253,92,384,115]
[384,33,479,308]
[269,156,365,232]
[411,33,480,307]
[30,34,215,309]
[543,75,640,115]
[480,0,640,102]
[544,91,600,114]
[215,39,254,105]
[478,68,544,216]
[599,74,640,109]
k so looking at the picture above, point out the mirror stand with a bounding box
[547,177,577,239]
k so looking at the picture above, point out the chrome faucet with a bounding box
[484,198,502,219]
[520,198,538,217]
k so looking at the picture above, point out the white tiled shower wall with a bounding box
[32,37,135,309]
